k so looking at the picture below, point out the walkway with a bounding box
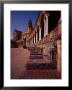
[11,47,61,79]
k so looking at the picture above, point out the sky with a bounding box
[11,11,39,33]
[11,11,61,39]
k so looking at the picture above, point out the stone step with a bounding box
[30,55,43,59]
[28,47,43,55]
[26,62,57,70]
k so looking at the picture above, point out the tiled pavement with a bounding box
[20,69,61,79]
[11,47,61,79]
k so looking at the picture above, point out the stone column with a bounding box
[39,27,41,40]
[36,32,38,43]
[57,40,61,72]
[31,38,33,45]
[35,33,36,43]
[44,15,48,37]
[33,36,34,44]
[46,15,48,35]
[44,18,46,37]
[34,35,35,43]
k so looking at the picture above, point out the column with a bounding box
[36,32,38,43]
[44,18,46,37]
[37,29,39,41]
[31,38,33,45]
[39,27,41,40]
[35,33,36,43]
[57,40,61,72]
[33,36,34,44]
[34,35,35,43]
[46,15,48,35]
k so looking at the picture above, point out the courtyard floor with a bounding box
[11,47,61,79]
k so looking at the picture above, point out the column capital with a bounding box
[46,15,48,18]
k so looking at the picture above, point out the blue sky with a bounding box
[11,11,39,32]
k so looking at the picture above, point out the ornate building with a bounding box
[12,11,61,73]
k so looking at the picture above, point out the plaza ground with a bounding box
[11,47,61,79]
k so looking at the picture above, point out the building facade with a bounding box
[12,11,61,72]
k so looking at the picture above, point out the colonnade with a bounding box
[33,15,48,44]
